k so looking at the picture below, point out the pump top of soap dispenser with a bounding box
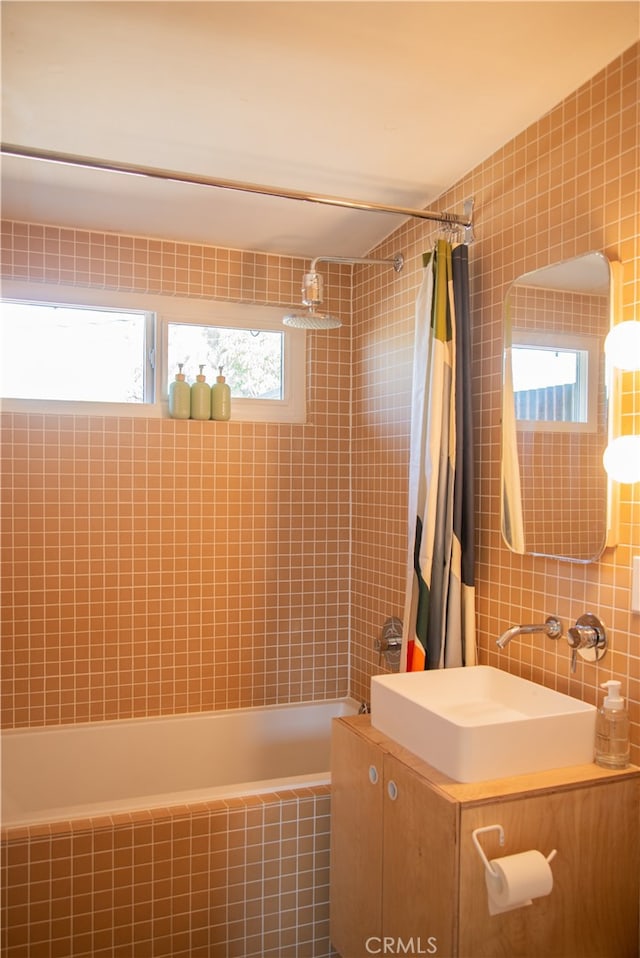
[196,365,207,382]
[216,366,226,383]
[601,680,624,709]
[175,363,186,381]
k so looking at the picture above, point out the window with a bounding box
[167,324,284,400]
[1,301,154,403]
[0,282,306,422]
[512,344,587,423]
[511,329,599,433]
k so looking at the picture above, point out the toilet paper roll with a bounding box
[485,850,554,910]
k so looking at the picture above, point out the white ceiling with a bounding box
[2,1,638,258]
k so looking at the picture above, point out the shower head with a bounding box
[282,307,342,330]
[283,269,342,328]
[282,252,403,330]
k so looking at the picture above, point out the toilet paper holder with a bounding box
[472,824,557,877]
[472,825,558,915]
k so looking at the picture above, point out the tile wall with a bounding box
[1,45,638,751]
[1,35,638,958]
[350,43,640,761]
[1,786,332,958]
[0,227,352,727]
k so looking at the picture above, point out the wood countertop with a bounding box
[336,713,640,806]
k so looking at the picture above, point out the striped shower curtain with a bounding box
[401,239,476,671]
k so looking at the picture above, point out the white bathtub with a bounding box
[1,697,358,827]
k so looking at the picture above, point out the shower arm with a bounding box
[286,250,404,328]
[298,252,404,316]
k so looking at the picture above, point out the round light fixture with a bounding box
[604,321,640,371]
[603,435,640,484]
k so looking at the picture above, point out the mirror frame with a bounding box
[500,251,620,563]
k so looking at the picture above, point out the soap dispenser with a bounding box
[191,365,211,420]
[594,680,630,769]
[211,365,231,421]
[168,363,191,419]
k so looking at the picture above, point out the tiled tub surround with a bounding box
[0,214,353,956]
[0,413,352,727]
[1,699,351,957]
[0,232,353,729]
[1,788,333,958]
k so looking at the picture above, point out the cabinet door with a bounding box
[458,778,640,957]
[382,753,458,956]
[330,719,384,958]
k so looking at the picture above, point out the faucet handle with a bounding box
[566,626,583,649]
[567,613,607,673]
[566,630,581,673]
[374,617,403,670]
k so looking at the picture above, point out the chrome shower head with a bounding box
[282,308,342,330]
[283,268,341,328]
[282,251,403,330]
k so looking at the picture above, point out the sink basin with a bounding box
[370,666,596,782]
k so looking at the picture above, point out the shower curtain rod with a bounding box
[1,143,474,233]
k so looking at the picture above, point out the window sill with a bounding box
[0,397,306,424]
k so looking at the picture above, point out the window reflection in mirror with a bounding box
[511,329,599,430]
[501,252,615,563]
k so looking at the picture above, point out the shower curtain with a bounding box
[402,239,476,671]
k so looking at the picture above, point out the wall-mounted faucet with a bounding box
[496,616,562,650]
[496,612,607,673]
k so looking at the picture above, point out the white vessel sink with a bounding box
[370,666,596,783]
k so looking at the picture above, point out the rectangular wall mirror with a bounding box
[501,251,617,563]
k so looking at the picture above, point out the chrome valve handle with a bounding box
[567,612,607,672]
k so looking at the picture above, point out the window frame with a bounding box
[0,281,307,423]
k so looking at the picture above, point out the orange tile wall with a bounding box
[0,228,352,727]
[1,786,332,958]
[1,42,639,763]
[351,43,640,762]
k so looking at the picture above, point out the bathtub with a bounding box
[2,697,357,958]
[2,696,357,827]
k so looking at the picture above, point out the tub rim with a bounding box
[1,696,358,828]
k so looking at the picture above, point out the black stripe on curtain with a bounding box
[452,243,475,593]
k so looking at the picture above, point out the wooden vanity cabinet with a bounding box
[330,717,458,957]
[330,715,640,958]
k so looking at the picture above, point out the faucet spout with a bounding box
[496,615,562,650]
[496,624,524,649]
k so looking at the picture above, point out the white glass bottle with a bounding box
[190,365,211,420]
[594,680,630,769]
[211,365,231,421]
[168,363,191,419]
